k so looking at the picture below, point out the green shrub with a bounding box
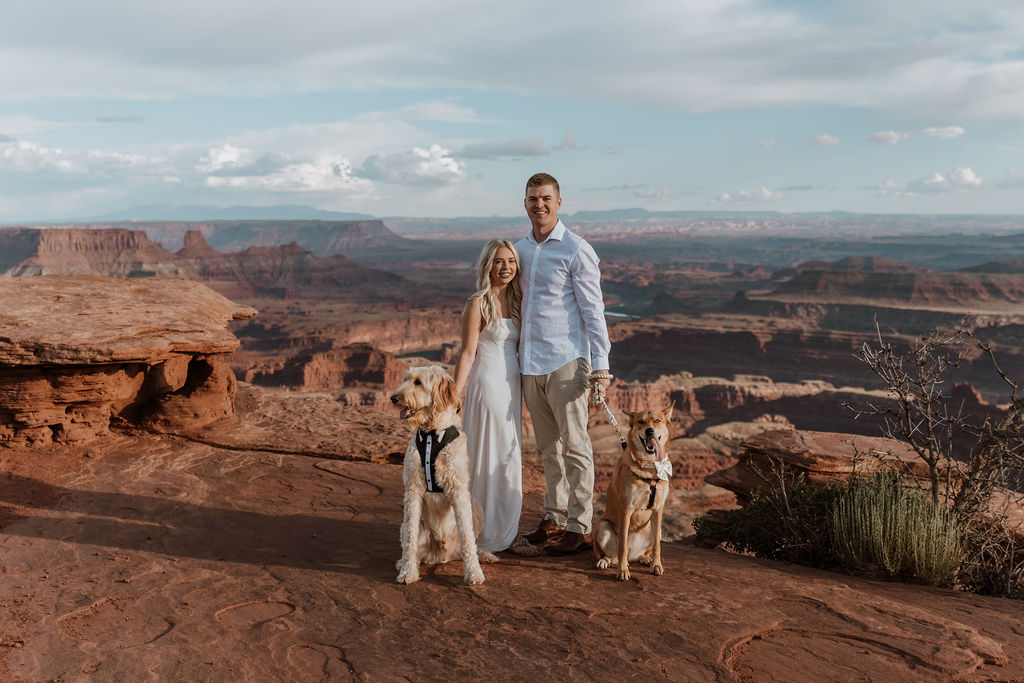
[829,472,962,586]
[695,468,965,589]
[694,474,843,569]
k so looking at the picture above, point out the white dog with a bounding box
[390,365,496,585]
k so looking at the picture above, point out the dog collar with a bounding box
[415,426,460,493]
[631,452,673,482]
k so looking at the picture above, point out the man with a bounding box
[516,172,612,554]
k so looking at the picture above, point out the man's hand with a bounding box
[589,370,612,398]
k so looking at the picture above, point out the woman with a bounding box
[453,239,528,554]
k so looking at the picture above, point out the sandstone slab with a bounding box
[1,401,1023,681]
[0,275,255,446]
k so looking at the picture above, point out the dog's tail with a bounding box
[477,550,499,563]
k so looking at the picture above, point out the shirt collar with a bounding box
[529,219,567,244]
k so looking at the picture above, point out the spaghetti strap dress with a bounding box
[463,318,522,552]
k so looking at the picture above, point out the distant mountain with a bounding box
[84,204,376,222]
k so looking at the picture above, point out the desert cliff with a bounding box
[0,276,254,446]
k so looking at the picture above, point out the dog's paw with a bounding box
[396,566,420,584]
[596,557,612,570]
[638,553,654,567]
[651,562,664,576]
[464,566,486,585]
[616,566,631,582]
[477,550,499,563]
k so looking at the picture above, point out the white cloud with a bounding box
[196,144,249,173]
[2,2,1022,122]
[950,167,982,188]
[868,131,910,144]
[632,187,674,200]
[874,178,908,197]
[1,140,87,174]
[205,155,374,194]
[907,167,982,193]
[811,134,840,146]
[711,186,781,203]
[760,140,775,148]
[359,144,465,186]
[1,139,168,177]
[921,126,965,139]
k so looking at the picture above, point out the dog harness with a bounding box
[415,426,460,493]
[631,458,672,510]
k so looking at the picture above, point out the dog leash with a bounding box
[589,372,628,451]
[591,372,673,483]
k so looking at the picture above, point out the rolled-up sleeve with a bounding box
[571,241,611,371]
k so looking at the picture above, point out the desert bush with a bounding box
[697,326,1024,596]
[694,469,843,569]
[829,472,962,586]
[695,468,963,587]
[845,325,1024,597]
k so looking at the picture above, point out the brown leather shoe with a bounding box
[523,519,565,545]
[545,531,593,555]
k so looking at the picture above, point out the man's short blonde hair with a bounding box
[525,172,560,197]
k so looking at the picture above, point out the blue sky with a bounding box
[1,0,1022,221]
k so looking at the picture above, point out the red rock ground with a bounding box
[1,385,1024,681]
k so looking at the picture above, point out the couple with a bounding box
[453,172,612,556]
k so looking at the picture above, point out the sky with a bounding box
[1,0,1023,222]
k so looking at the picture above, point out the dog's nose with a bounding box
[644,427,655,438]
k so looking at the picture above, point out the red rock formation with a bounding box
[704,427,1024,547]
[0,275,255,446]
[706,428,926,504]
[0,228,180,277]
[30,218,411,255]
[245,342,406,392]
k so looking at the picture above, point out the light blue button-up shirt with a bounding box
[516,220,611,376]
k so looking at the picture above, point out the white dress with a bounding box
[464,318,523,552]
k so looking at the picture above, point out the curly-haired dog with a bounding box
[594,403,674,581]
[390,365,497,585]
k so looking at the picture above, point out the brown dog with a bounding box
[390,365,496,585]
[594,403,674,581]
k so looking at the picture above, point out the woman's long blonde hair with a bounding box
[471,239,522,329]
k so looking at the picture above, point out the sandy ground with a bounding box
[1,386,1024,681]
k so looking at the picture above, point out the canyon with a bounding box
[3,215,1024,678]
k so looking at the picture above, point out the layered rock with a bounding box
[0,275,255,446]
[243,342,406,392]
[704,427,1024,546]
[705,428,924,503]
[0,228,181,277]
[25,218,411,255]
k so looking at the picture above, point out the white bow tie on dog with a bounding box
[651,459,672,482]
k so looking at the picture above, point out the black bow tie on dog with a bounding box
[415,426,460,493]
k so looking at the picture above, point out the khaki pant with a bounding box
[522,358,594,535]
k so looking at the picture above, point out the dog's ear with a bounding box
[661,401,675,422]
[432,372,458,412]
[623,409,638,424]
